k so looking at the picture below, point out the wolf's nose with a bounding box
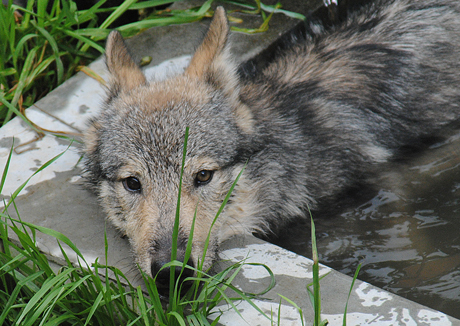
[151,259,195,297]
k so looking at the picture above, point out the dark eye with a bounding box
[194,170,214,186]
[122,177,142,192]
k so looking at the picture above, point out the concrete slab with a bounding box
[1,1,459,325]
[216,236,459,325]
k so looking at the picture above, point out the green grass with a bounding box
[0,0,304,128]
[307,214,329,326]
[306,212,362,326]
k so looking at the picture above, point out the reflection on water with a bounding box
[268,129,460,318]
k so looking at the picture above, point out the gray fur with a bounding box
[83,1,460,288]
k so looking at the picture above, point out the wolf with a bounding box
[83,0,460,295]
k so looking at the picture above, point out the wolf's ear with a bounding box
[186,6,241,98]
[186,7,230,79]
[186,7,254,133]
[105,31,147,94]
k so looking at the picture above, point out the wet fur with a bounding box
[83,1,460,280]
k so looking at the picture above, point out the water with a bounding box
[267,130,460,318]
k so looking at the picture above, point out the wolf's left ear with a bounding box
[186,7,230,77]
[186,7,254,133]
[186,7,240,93]
[105,31,147,94]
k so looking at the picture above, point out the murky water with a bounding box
[267,129,460,318]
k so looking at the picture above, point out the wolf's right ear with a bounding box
[105,31,147,94]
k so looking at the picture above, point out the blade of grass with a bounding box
[77,0,109,23]
[168,311,187,326]
[343,263,362,326]
[129,0,178,9]
[99,0,137,30]
[311,215,321,326]
[307,213,330,326]
[30,21,65,85]
[13,34,38,68]
[169,126,189,303]
[36,0,47,28]
[83,290,105,326]
[59,28,105,54]
[278,294,305,326]
[0,141,14,194]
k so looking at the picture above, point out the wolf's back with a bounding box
[237,0,460,222]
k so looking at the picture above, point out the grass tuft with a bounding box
[307,213,329,326]
[0,0,303,127]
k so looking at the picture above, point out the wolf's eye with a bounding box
[195,170,214,186]
[123,177,142,192]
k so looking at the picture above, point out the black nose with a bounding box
[151,258,195,298]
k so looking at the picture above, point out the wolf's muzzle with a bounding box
[151,257,195,298]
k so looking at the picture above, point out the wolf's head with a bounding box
[83,7,261,295]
